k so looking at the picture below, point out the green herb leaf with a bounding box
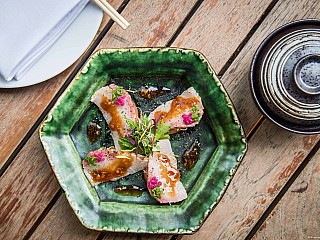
[151,186,163,199]
[191,105,200,122]
[118,114,170,156]
[111,86,124,103]
[85,156,97,166]
[118,138,135,150]
[126,118,136,129]
[155,121,170,141]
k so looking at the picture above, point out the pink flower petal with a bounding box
[91,152,104,162]
[115,95,126,106]
[182,113,194,125]
[148,176,161,189]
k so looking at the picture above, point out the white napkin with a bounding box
[0,0,89,81]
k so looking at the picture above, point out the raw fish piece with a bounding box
[157,139,176,165]
[91,84,138,150]
[146,151,187,203]
[83,147,147,186]
[148,87,204,133]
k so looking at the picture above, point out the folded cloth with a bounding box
[0,0,89,81]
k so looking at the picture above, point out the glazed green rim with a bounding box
[40,47,247,234]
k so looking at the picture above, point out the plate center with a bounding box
[294,54,320,95]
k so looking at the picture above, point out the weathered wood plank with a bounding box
[182,122,319,240]
[171,0,274,74]
[30,194,101,240]
[96,0,194,48]
[179,0,320,239]
[0,1,197,239]
[0,130,60,239]
[103,234,173,240]
[0,1,123,239]
[252,148,320,239]
[0,0,121,169]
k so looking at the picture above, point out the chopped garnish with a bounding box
[110,86,124,104]
[155,120,170,142]
[148,176,164,199]
[151,186,164,199]
[182,105,201,125]
[91,152,104,162]
[182,113,193,125]
[118,114,170,156]
[115,94,126,106]
[147,176,161,189]
[191,105,200,122]
[85,156,97,166]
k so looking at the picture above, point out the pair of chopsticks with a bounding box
[91,0,129,29]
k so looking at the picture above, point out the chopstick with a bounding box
[91,0,129,29]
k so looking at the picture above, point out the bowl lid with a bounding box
[251,19,320,134]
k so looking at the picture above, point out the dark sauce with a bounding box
[114,185,145,197]
[87,122,101,144]
[137,86,170,100]
[182,140,200,171]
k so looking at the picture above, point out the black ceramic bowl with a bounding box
[251,19,320,134]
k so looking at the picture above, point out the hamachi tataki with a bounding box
[146,139,187,203]
[91,84,138,150]
[148,87,204,133]
[146,151,187,203]
[82,147,147,186]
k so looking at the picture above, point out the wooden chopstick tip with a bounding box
[91,0,130,29]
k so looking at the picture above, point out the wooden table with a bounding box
[1,1,319,239]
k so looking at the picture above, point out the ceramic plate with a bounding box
[0,2,102,88]
[40,48,247,234]
[251,19,320,134]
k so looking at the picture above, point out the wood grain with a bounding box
[252,148,320,239]
[181,122,319,240]
[171,0,274,74]
[2,0,320,239]
[179,0,320,239]
[0,130,60,239]
[96,0,195,48]
[219,0,320,133]
[30,194,101,240]
[0,1,197,239]
[0,0,121,169]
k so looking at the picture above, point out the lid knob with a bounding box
[294,54,320,95]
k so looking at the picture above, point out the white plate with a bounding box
[0,2,103,88]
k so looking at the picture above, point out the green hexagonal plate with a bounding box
[40,48,247,234]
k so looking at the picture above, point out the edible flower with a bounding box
[147,176,161,189]
[182,105,201,125]
[91,152,104,162]
[147,176,163,198]
[85,152,104,166]
[182,113,193,125]
[110,86,125,104]
[115,94,126,106]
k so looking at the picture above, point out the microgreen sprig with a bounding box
[118,114,170,156]
[85,156,97,166]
